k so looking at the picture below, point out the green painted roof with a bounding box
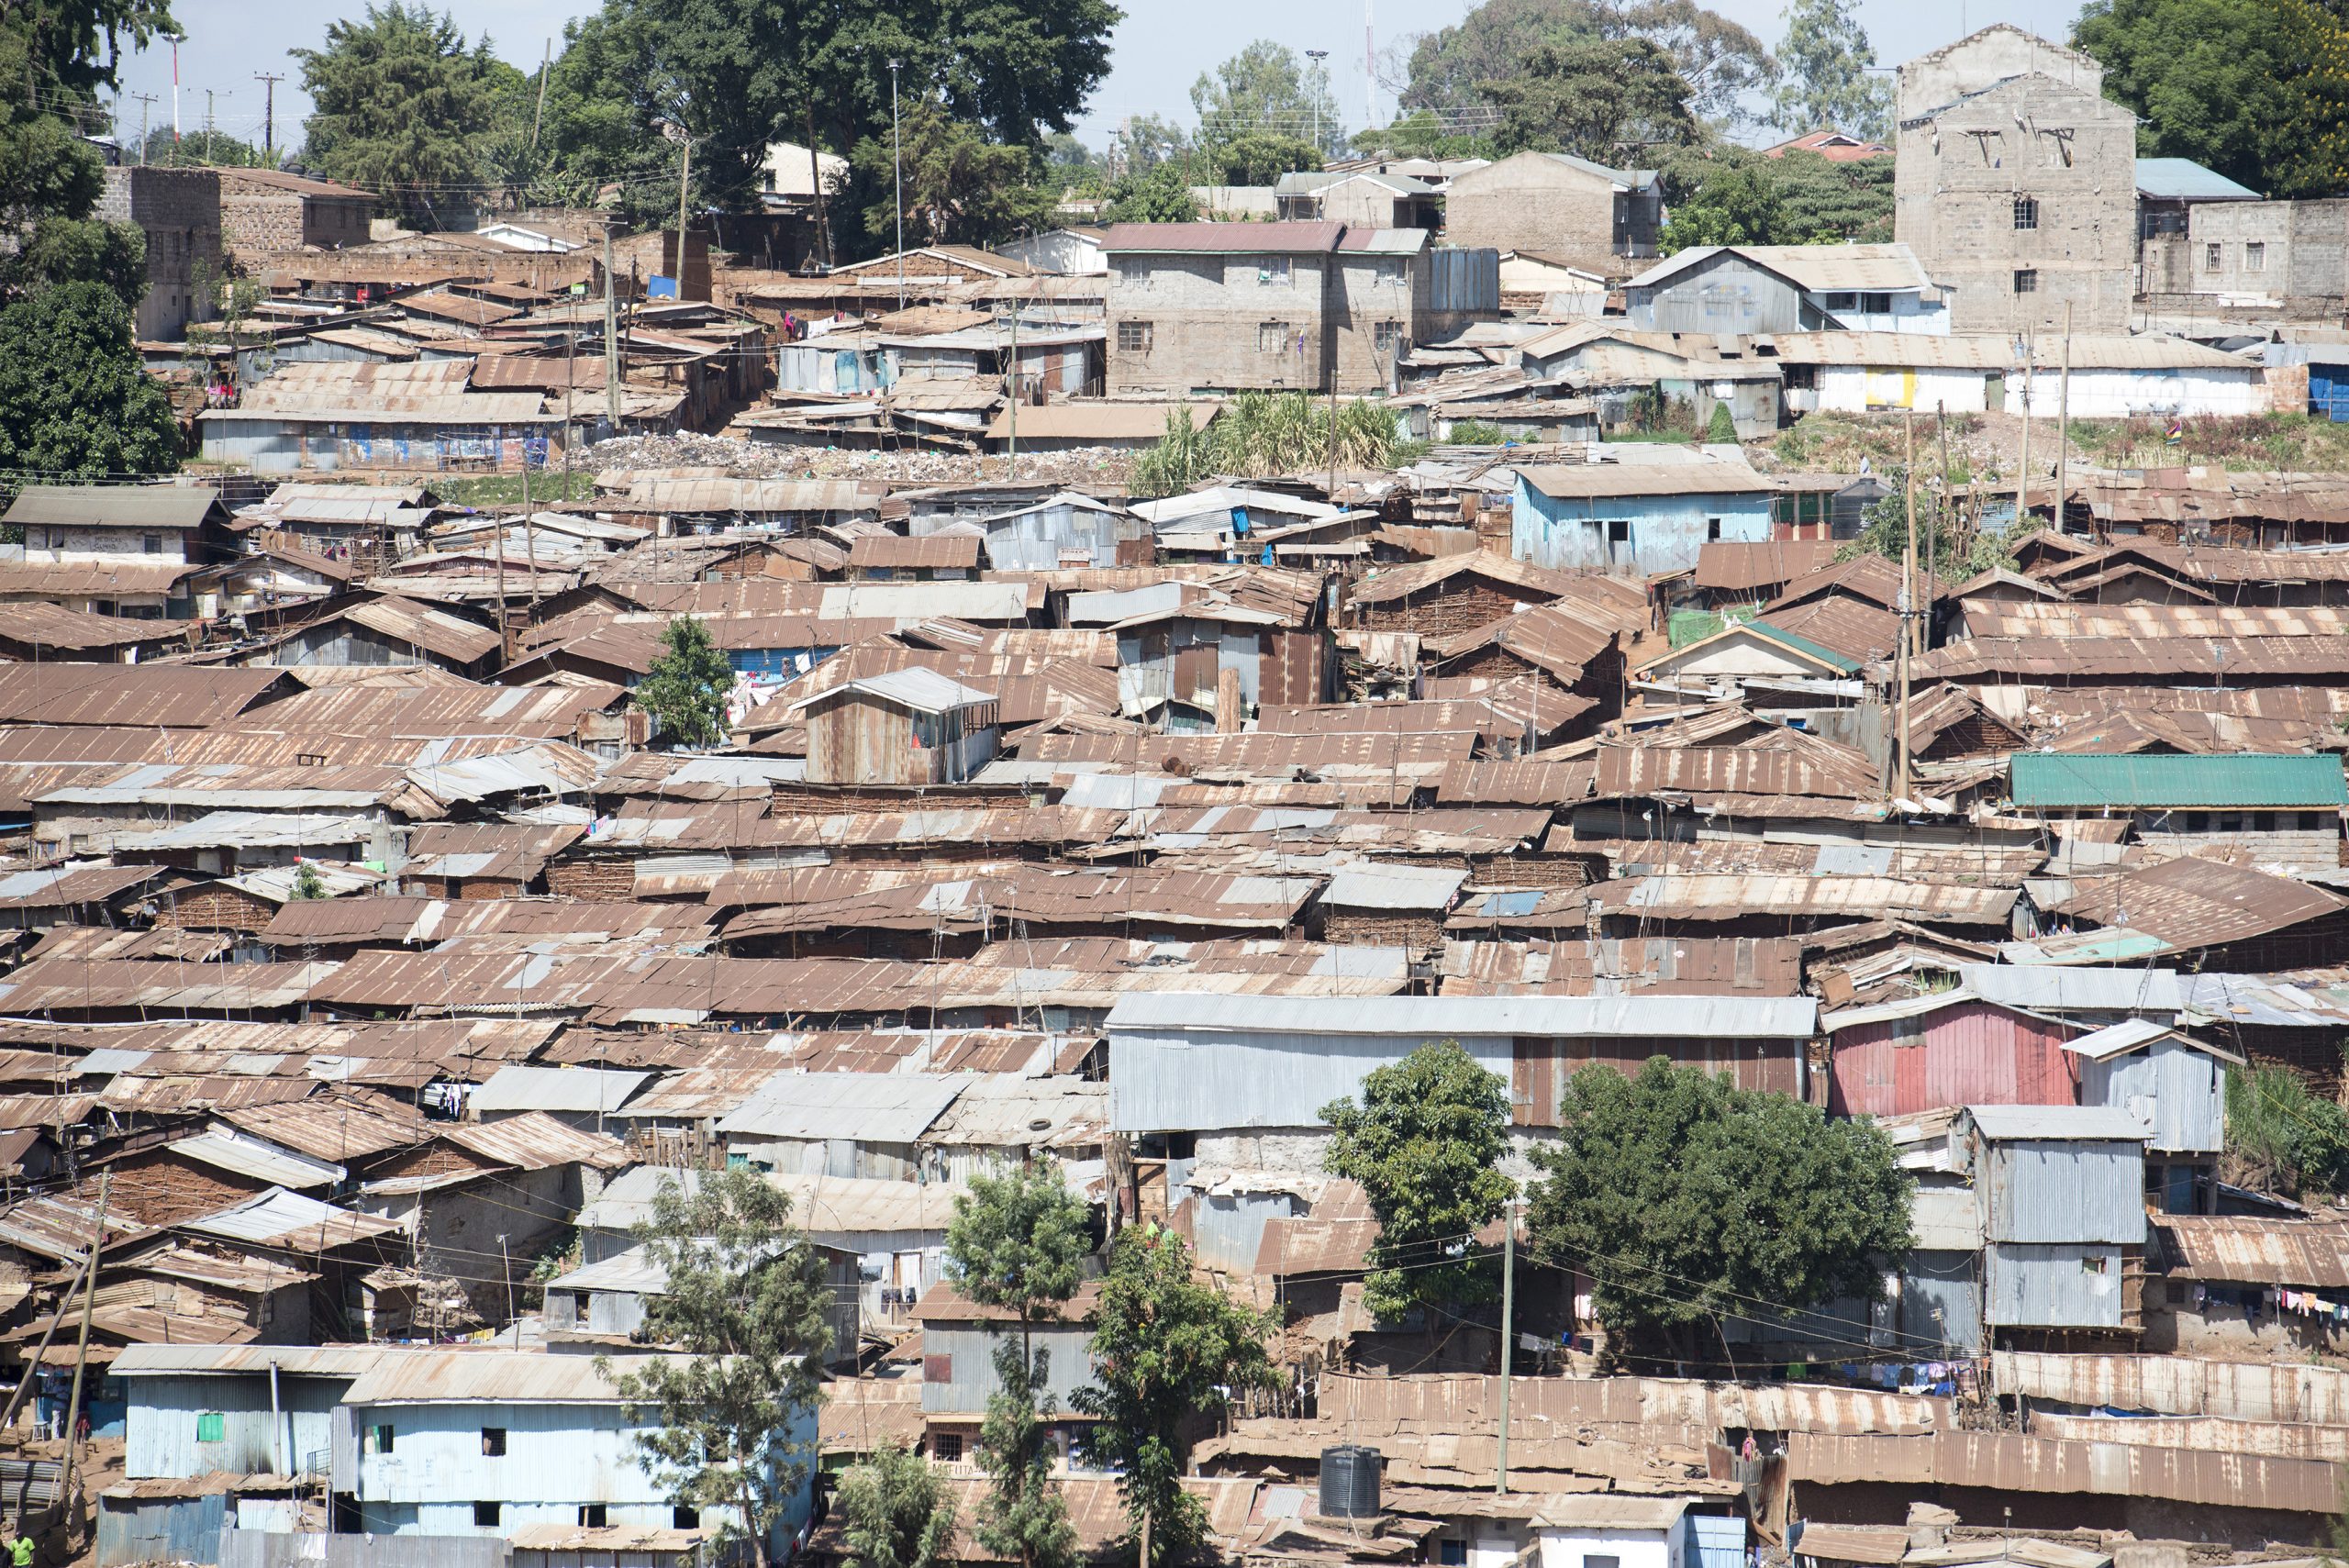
[1744,618,1862,673]
[2009,752,2349,810]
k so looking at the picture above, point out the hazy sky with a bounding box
[106,0,2088,159]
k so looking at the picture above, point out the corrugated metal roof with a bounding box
[1533,1496,1690,1530]
[341,1350,676,1405]
[2153,1215,2349,1285]
[440,1110,629,1171]
[1963,1105,2151,1141]
[1322,862,1467,910]
[111,1342,392,1377]
[180,1187,404,1249]
[163,1128,344,1188]
[468,1064,652,1116]
[2,484,223,529]
[1105,993,1816,1037]
[1628,242,1929,295]
[2135,156,2263,201]
[2009,752,2348,808]
[1960,964,2182,1014]
[715,1071,968,1143]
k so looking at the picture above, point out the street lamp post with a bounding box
[1306,50,1329,161]
[887,58,906,311]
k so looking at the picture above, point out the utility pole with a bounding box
[1896,411,1918,805]
[1933,399,1952,606]
[254,72,281,159]
[1307,50,1330,158]
[59,1172,111,1513]
[2054,301,2074,537]
[168,31,183,144]
[602,219,622,428]
[1496,1195,1517,1494]
[2014,329,2034,538]
[530,39,551,150]
[130,93,156,165]
[1007,303,1019,480]
[202,88,231,158]
[888,59,907,311]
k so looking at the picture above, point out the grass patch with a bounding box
[432,471,601,507]
[2069,412,2349,473]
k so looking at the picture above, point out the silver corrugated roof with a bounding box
[1105,993,1817,1037]
[1959,964,2182,1015]
[1964,1105,2153,1141]
[166,1128,345,1188]
[468,1064,653,1116]
[1321,862,1468,911]
[715,1072,969,1143]
[112,1343,393,1378]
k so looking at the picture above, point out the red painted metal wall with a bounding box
[1829,999,2078,1118]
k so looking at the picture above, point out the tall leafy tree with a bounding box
[1484,37,1700,162]
[835,1442,958,1568]
[606,1169,831,1568]
[1526,1058,1912,1367]
[2076,0,2347,200]
[294,3,520,227]
[1319,1040,1515,1322]
[1397,0,1770,128]
[1102,162,1202,224]
[0,282,179,478]
[1191,40,1345,157]
[946,1164,1090,1568]
[1074,1227,1275,1567]
[1771,0,1891,141]
[138,127,267,167]
[635,616,734,750]
[1657,146,1892,249]
[850,95,1057,248]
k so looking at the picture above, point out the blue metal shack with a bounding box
[1511,462,1773,576]
[117,1344,388,1482]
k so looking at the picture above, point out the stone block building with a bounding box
[1442,151,1662,272]
[2173,199,2349,311]
[97,165,224,340]
[1101,221,1497,396]
[217,168,375,268]
[1894,25,2136,333]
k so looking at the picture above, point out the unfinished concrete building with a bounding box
[1443,151,1663,272]
[1894,25,2136,334]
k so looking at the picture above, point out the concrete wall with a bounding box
[222,187,373,268]
[2188,199,2349,305]
[1511,476,1774,576]
[1897,27,2105,116]
[1106,247,1436,395]
[1895,73,2135,333]
[17,523,191,563]
[1445,152,1654,265]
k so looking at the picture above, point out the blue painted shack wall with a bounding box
[125,1372,352,1479]
[97,1490,227,1567]
[1511,474,1772,575]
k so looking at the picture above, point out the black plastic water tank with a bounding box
[1319,1445,1382,1518]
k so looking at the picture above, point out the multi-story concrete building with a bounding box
[1101,221,1496,396]
[1442,150,1663,272]
[1894,25,2136,333]
[2172,199,2349,311]
[96,165,225,340]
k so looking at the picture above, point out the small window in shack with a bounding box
[196,1412,225,1443]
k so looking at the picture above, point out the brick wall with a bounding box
[1355,578,1547,637]
[150,884,276,931]
[86,1151,268,1226]
[1895,74,2135,333]
[1321,909,1444,951]
[544,855,640,901]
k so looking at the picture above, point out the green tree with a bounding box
[0,282,180,478]
[1207,131,1328,186]
[1192,40,1344,157]
[947,1165,1090,1568]
[2226,1064,2349,1197]
[1130,393,1407,499]
[289,862,330,900]
[0,2,170,311]
[835,1442,958,1568]
[851,95,1057,248]
[1704,401,1738,442]
[1350,110,1498,161]
[1102,161,1202,224]
[1659,146,1891,249]
[1658,160,1787,250]
[1485,37,1700,162]
[635,616,734,749]
[1841,470,2018,579]
[1771,0,1892,142]
[2075,0,2343,200]
[1108,113,1192,173]
[1527,1058,1912,1367]
[295,3,519,227]
[1397,0,1770,127]
[1319,1040,1515,1322]
[139,127,269,167]
[1073,1228,1275,1567]
[606,1169,831,1568]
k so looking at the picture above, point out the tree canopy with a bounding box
[1657,147,1893,250]
[946,1164,1090,1568]
[294,3,521,227]
[636,616,734,750]
[1102,161,1202,224]
[2075,0,2349,200]
[1319,1040,1516,1321]
[850,95,1056,248]
[1397,0,1770,128]
[0,281,180,479]
[1485,37,1700,162]
[1191,40,1345,157]
[835,1442,958,1568]
[607,1169,830,1568]
[1074,1227,1275,1566]
[1771,0,1892,142]
[1526,1058,1912,1367]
